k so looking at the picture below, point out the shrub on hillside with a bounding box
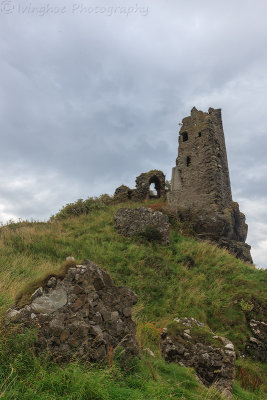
[50,194,114,220]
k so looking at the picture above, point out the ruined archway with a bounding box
[149,176,161,198]
[134,170,166,201]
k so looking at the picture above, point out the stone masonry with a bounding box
[168,107,252,263]
[134,170,166,201]
[168,107,232,209]
[114,170,166,202]
[114,207,170,244]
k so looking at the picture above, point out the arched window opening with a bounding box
[186,156,191,167]
[198,132,202,137]
[182,132,188,142]
[149,176,161,198]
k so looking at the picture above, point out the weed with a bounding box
[237,365,263,392]
[240,298,254,312]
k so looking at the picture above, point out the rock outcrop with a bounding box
[169,202,252,263]
[6,260,139,362]
[114,207,170,244]
[160,317,236,398]
[246,319,267,362]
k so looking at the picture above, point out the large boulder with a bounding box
[160,317,236,398]
[6,260,139,362]
[114,207,170,244]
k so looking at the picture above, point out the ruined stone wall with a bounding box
[114,170,166,202]
[168,107,232,209]
[134,170,166,201]
[167,107,252,263]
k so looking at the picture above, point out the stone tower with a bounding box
[168,107,252,263]
[168,107,232,209]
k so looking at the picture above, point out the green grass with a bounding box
[0,200,266,399]
[0,328,265,400]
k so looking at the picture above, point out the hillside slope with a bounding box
[0,200,266,399]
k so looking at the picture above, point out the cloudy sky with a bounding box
[0,0,267,267]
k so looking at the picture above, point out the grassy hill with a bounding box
[0,199,266,399]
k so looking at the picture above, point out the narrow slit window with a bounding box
[182,132,188,142]
[186,156,191,166]
[198,132,202,137]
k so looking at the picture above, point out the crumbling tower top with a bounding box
[168,107,232,209]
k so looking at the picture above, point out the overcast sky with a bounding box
[0,0,267,268]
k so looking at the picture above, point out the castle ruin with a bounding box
[168,107,232,209]
[114,106,252,263]
[168,107,252,263]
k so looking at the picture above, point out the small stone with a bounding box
[60,330,69,342]
[93,345,107,360]
[183,333,192,340]
[71,295,86,312]
[201,353,210,362]
[123,307,131,317]
[49,319,64,337]
[143,348,155,357]
[111,311,119,321]
[89,325,103,337]
[47,277,57,288]
[102,310,111,321]
[66,256,75,262]
[6,309,21,322]
[73,285,84,295]
[93,312,102,324]
[31,287,43,301]
[249,337,259,343]
[116,319,124,334]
